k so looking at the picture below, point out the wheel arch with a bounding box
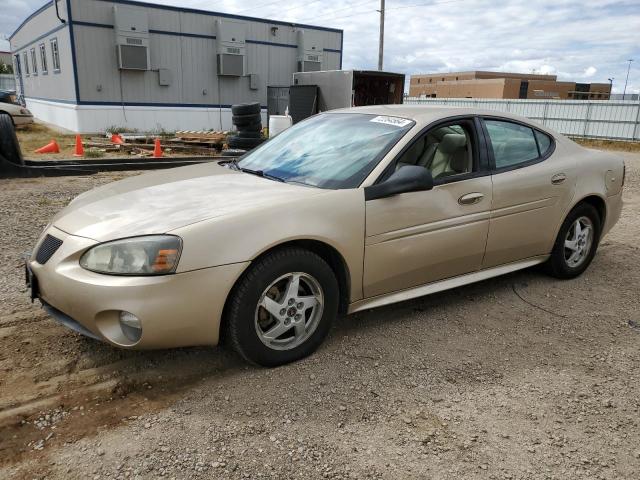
[572,194,607,230]
[221,239,352,331]
[0,110,15,126]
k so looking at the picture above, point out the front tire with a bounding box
[224,247,339,367]
[545,203,601,279]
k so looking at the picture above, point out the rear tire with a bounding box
[0,113,23,165]
[545,203,601,279]
[224,247,339,367]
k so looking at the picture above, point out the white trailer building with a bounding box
[9,0,343,133]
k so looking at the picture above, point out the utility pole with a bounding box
[378,0,385,71]
[623,59,633,98]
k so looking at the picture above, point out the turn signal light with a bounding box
[152,248,179,273]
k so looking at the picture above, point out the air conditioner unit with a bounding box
[215,20,246,76]
[114,5,150,71]
[117,43,149,70]
[297,30,323,72]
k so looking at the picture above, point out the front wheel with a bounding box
[545,203,601,279]
[224,247,338,367]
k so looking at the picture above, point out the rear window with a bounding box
[535,130,553,156]
[485,120,539,169]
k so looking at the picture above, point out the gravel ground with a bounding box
[1,151,639,479]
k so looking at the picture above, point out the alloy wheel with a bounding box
[254,272,324,351]
[564,216,594,268]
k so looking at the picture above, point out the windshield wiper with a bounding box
[235,162,286,183]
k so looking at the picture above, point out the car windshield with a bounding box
[236,113,414,189]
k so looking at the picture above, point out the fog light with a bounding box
[119,311,142,342]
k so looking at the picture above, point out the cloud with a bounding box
[2,0,639,93]
[583,66,597,78]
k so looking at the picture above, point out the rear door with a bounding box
[363,117,493,297]
[481,117,576,268]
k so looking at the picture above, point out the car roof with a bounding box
[329,104,545,129]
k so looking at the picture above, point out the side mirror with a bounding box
[365,165,434,201]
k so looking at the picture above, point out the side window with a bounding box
[534,130,552,156]
[30,48,38,75]
[394,122,475,181]
[50,38,61,72]
[23,52,30,76]
[484,119,539,169]
[39,43,48,74]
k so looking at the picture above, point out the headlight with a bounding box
[20,108,31,115]
[80,235,182,275]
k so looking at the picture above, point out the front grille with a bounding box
[35,234,63,264]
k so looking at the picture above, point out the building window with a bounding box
[50,38,61,72]
[39,43,48,74]
[30,47,38,75]
[23,51,30,76]
[417,79,420,84]
[429,78,432,83]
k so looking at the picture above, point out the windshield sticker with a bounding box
[370,116,412,128]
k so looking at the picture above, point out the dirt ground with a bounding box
[16,123,217,160]
[1,150,639,479]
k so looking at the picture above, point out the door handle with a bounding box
[551,173,567,185]
[458,192,484,205]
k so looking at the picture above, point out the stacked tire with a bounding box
[227,102,265,151]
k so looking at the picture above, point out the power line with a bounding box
[297,0,465,25]
[235,0,289,14]
[297,0,375,23]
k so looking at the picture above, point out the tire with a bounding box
[228,135,265,150]
[232,113,262,127]
[545,202,601,279]
[231,102,261,116]
[224,247,339,367]
[0,113,23,165]
[237,131,262,139]
[237,121,262,133]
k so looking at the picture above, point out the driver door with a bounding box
[363,118,493,298]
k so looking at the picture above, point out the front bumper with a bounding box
[12,114,34,126]
[28,226,249,349]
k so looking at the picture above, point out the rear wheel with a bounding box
[0,113,23,164]
[545,203,601,279]
[224,247,338,367]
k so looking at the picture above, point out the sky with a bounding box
[1,0,639,94]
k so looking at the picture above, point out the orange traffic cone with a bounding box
[153,138,163,158]
[73,134,84,157]
[111,133,124,144]
[35,139,60,154]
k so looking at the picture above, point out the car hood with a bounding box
[52,162,324,242]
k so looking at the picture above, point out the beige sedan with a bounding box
[26,106,625,366]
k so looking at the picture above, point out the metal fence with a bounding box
[0,74,16,91]
[404,97,640,141]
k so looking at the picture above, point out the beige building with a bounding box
[409,71,611,100]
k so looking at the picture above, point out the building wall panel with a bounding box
[10,0,342,132]
[10,1,77,102]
